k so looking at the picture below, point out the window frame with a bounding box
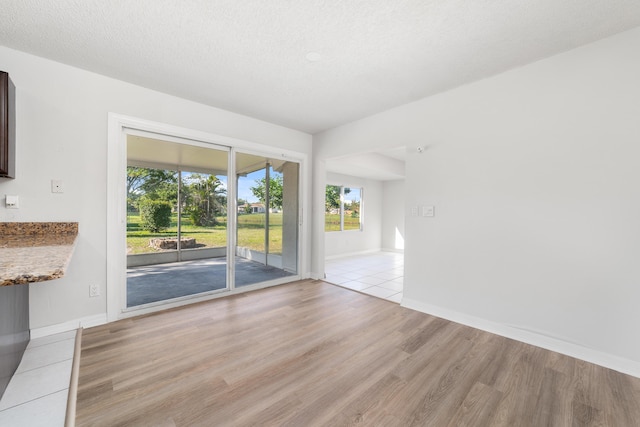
[324,184,363,232]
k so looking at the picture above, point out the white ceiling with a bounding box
[2,1,640,135]
[326,148,406,181]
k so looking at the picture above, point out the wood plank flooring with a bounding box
[76,280,640,426]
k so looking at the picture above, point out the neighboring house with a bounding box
[237,203,278,214]
[250,203,265,214]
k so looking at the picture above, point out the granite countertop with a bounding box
[0,222,79,286]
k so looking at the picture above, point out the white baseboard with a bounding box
[381,248,404,254]
[325,248,382,260]
[401,297,640,379]
[306,272,324,281]
[30,314,108,339]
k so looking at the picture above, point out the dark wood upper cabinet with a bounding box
[1,71,16,178]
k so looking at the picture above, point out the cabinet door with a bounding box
[0,71,16,178]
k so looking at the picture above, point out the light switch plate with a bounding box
[422,205,435,217]
[89,283,100,297]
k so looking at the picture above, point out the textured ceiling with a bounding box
[1,1,640,134]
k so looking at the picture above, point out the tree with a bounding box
[184,173,226,226]
[349,200,360,217]
[127,167,178,210]
[250,174,283,210]
[325,185,350,212]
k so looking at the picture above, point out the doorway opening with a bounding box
[322,148,406,303]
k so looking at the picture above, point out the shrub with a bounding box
[186,206,217,227]
[140,199,172,232]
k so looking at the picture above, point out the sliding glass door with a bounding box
[124,134,301,309]
[126,135,229,307]
[235,152,299,287]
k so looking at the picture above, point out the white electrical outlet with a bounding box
[89,283,100,297]
[5,195,19,209]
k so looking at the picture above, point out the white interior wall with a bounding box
[381,179,405,252]
[0,46,312,332]
[313,27,640,376]
[324,172,382,258]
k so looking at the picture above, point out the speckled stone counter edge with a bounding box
[0,222,78,236]
[0,222,78,286]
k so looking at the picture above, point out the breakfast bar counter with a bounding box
[0,222,78,286]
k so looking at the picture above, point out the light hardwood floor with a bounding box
[76,280,640,426]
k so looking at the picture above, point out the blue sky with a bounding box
[183,169,284,204]
[216,169,276,203]
[236,170,261,203]
[343,188,361,203]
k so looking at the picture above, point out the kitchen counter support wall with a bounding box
[0,285,28,400]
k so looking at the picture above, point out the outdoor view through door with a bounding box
[125,135,299,308]
[235,152,298,287]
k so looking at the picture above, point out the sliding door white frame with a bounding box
[106,113,308,322]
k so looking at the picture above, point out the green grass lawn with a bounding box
[324,214,361,231]
[235,213,282,254]
[128,212,360,255]
[127,212,283,255]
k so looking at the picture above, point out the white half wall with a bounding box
[381,179,405,252]
[324,172,382,258]
[0,46,312,331]
[313,27,640,376]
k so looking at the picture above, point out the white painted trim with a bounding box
[401,297,640,379]
[324,248,381,260]
[106,113,127,322]
[298,152,310,283]
[227,147,237,290]
[381,248,404,254]
[30,314,107,339]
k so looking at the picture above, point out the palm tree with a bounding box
[187,174,226,226]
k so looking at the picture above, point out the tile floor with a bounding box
[0,330,75,427]
[324,251,404,303]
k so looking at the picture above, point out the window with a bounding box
[325,185,362,232]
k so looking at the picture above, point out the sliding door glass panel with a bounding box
[236,153,267,287]
[126,135,229,307]
[235,153,298,287]
[279,161,299,274]
[268,166,283,256]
